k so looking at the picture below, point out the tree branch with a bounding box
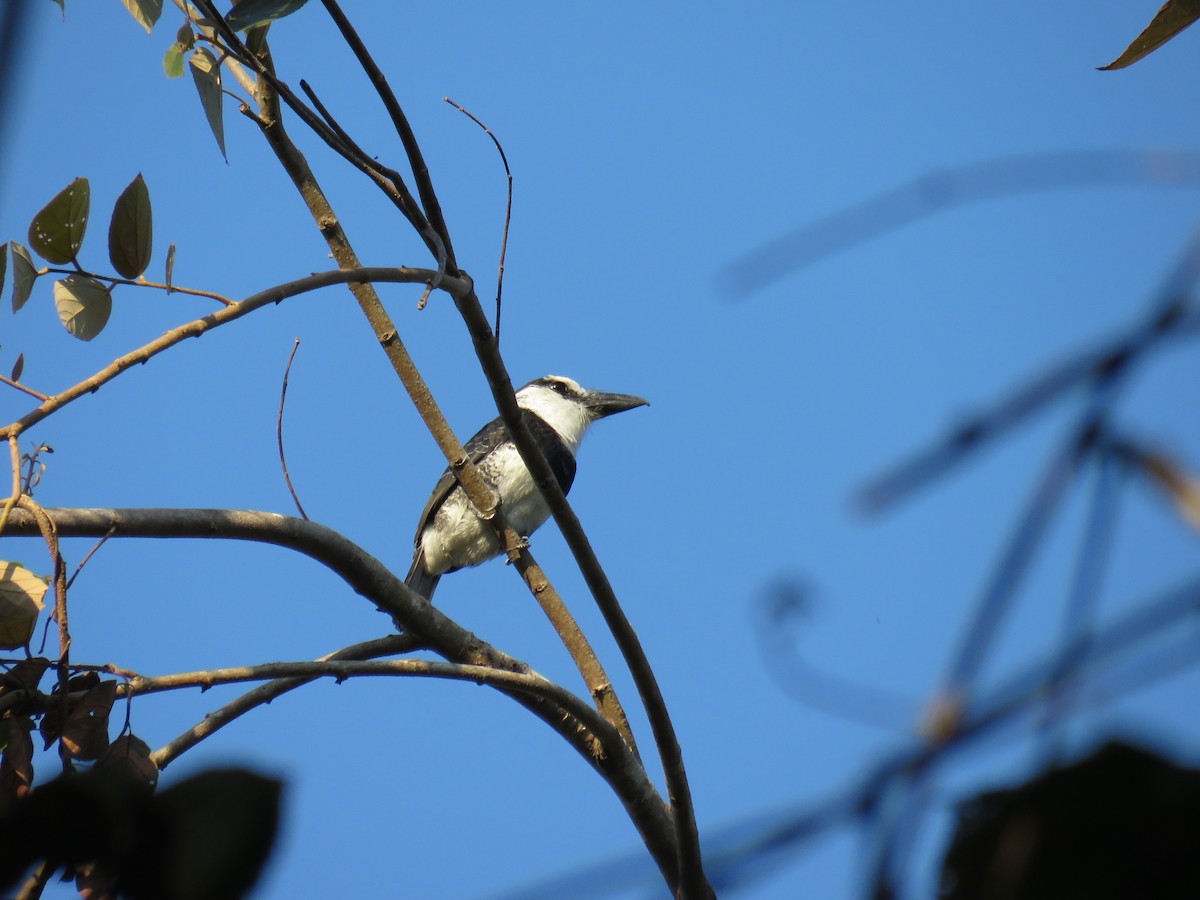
[0,266,464,442]
[1,507,682,885]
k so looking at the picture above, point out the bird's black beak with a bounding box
[585,391,650,420]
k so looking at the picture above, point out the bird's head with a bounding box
[516,375,648,451]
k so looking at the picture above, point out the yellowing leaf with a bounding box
[189,48,226,160]
[54,276,113,341]
[0,562,48,651]
[1101,0,1200,70]
[28,177,90,265]
[108,173,153,279]
[121,0,163,33]
[10,242,37,312]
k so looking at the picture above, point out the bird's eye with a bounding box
[550,380,569,395]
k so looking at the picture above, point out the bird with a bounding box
[404,375,649,600]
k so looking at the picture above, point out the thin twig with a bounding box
[0,373,49,402]
[65,524,118,590]
[130,659,600,718]
[444,97,513,343]
[41,266,235,306]
[276,338,308,520]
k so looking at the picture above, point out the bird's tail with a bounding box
[405,547,441,601]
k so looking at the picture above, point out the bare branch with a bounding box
[0,506,682,878]
[444,97,513,342]
[276,339,308,520]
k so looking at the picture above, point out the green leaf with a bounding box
[53,276,112,341]
[1100,0,1200,70]
[11,354,24,384]
[108,174,153,279]
[163,42,185,78]
[120,0,163,33]
[189,48,226,160]
[176,23,196,50]
[10,243,37,312]
[165,242,176,291]
[28,178,90,265]
[225,0,310,31]
[0,243,6,295]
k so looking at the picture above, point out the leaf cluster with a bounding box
[4,175,155,346]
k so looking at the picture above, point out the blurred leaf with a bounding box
[941,741,1200,899]
[189,48,226,160]
[176,22,195,49]
[97,734,159,792]
[0,765,281,900]
[54,276,112,341]
[61,680,117,761]
[10,242,37,311]
[163,42,185,78]
[10,353,23,383]
[0,718,34,801]
[120,0,163,33]
[28,177,90,264]
[0,562,47,650]
[152,768,282,900]
[165,242,176,290]
[225,0,310,31]
[1100,0,1200,70]
[108,173,153,278]
[0,242,6,293]
[1,657,50,696]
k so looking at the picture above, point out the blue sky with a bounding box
[3,3,1200,898]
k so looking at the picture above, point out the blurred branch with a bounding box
[551,569,1200,898]
[858,304,1200,512]
[753,579,915,731]
[722,149,1200,297]
[1037,444,1124,752]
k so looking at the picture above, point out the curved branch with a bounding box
[1,507,680,881]
[152,633,422,767]
[130,659,603,722]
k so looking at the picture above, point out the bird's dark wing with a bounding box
[411,409,576,547]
